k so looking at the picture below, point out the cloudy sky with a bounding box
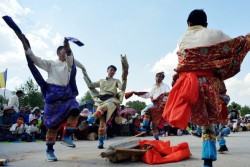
[1,0,250,106]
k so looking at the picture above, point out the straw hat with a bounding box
[80,108,92,117]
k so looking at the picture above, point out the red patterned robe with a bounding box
[163,35,250,129]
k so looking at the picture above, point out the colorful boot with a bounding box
[87,110,103,124]
[202,130,217,167]
[45,149,57,162]
[61,135,75,148]
[45,143,57,162]
[98,128,106,149]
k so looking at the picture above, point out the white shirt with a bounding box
[26,124,41,135]
[8,95,19,112]
[179,26,231,50]
[139,82,170,100]
[25,49,74,86]
[9,123,29,134]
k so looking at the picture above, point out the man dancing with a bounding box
[83,57,128,149]
[126,72,170,140]
[16,33,84,161]
[163,9,250,167]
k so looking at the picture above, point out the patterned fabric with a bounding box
[46,129,57,144]
[65,116,79,131]
[25,37,79,129]
[163,35,250,128]
[93,110,103,119]
[176,35,250,80]
[98,127,106,138]
[43,84,79,129]
[150,93,167,129]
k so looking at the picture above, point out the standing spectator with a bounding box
[8,90,24,113]
[229,105,240,132]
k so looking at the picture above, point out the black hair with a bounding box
[187,9,207,27]
[17,114,24,120]
[156,73,165,79]
[233,105,237,109]
[57,46,64,55]
[16,90,24,95]
[107,65,117,71]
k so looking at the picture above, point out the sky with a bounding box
[1,0,250,106]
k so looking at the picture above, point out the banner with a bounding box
[0,70,7,88]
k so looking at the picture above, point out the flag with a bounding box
[0,70,7,88]
[65,37,84,47]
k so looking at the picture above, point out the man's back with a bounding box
[179,25,231,50]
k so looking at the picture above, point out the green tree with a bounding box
[125,100,146,114]
[80,91,93,102]
[18,78,44,109]
[240,105,250,116]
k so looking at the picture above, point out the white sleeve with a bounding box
[219,30,232,42]
[139,87,154,99]
[25,48,51,72]
[74,59,85,69]
[9,124,17,132]
[26,126,31,135]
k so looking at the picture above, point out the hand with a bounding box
[64,39,71,53]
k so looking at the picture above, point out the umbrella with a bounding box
[245,114,250,117]
[119,108,137,116]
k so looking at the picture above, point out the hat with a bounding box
[3,106,14,111]
[156,71,165,78]
[31,107,40,113]
[80,108,92,117]
[132,113,140,119]
[30,117,38,123]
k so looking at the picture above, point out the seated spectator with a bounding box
[13,106,29,125]
[29,107,42,124]
[27,117,44,141]
[24,106,32,115]
[74,108,98,141]
[132,114,142,136]
[120,113,129,136]
[0,106,16,141]
[6,115,31,142]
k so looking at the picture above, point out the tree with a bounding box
[125,100,146,113]
[240,105,250,116]
[80,91,93,102]
[18,78,44,109]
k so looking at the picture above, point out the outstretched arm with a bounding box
[17,34,29,51]
[17,34,51,71]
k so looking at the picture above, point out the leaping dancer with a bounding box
[3,16,86,161]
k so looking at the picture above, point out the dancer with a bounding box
[126,72,170,140]
[163,9,250,167]
[83,57,128,149]
[17,33,86,161]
